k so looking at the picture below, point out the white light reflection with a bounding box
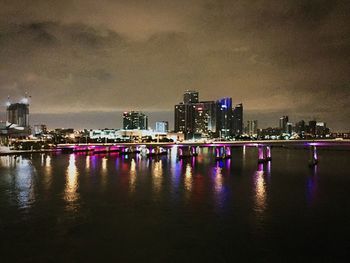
[0,156,14,168]
[64,154,79,206]
[43,155,52,191]
[14,156,36,209]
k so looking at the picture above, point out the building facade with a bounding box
[232,103,243,136]
[155,121,169,133]
[7,103,29,128]
[279,116,289,133]
[247,120,258,136]
[123,111,148,130]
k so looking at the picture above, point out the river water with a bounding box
[0,147,349,262]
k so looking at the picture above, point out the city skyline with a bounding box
[0,90,338,138]
[0,1,349,130]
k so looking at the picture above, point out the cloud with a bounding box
[0,0,349,130]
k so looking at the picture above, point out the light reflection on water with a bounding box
[2,147,342,221]
[14,156,36,209]
[64,154,79,207]
[43,154,52,191]
[254,163,267,215]
[152,159,163,194]
[306,164,318,206]
[184,163,193,192]
[129,158,137,193]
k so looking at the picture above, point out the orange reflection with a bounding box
[184,163,193,192]
[152,160,163,194]
[65,154,79,204]
[85,155,90,170]
[254,169,266,214]
[129,158,137,193]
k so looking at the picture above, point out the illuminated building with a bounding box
[5,98,30,137]
[174,103,192,135]
[316,122,329,138]
[175,91,216,139]
[33,124,47,136]
[123,111,148,130]
[247,120,258,136]
[7,103,29,128]
[183,90,199,104]
[155,121,169,133]
[308,120,317,136]
[279,116,289,133]
[216,97,232,138]
[193,101,216,137]
[232,103,243,136]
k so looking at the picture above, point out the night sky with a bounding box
[0,0,349,131]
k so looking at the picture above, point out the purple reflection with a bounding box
[225,146,231,157]
[225,158,231,170]
[90,155,97,170]
[306,165,318,206]
[313,146,318,161]
[266,146,271,159]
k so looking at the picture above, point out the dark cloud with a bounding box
[0,0,349,130]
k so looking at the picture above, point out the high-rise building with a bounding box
[316,122,329,137]
[33,124,47,136]
[7,102,29,128]
[193,101,217,137]
[183,90,199,104]
[174,91,243,139]
[155,121,169,133]
[287,122,293,134]
[247,120,258,136]
[123,111,148,130]
[217,97,232,138]
[279,116,289,133]
[308,120,317,136]
[174,91,217,139]
[232,103,243,136]
[174,103,193,135]
[295,120,306,134]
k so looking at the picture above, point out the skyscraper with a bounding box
[7,102,29,128]
[174,103,193,135]
[123,111,148,130]
[174,91,216,139]
[183,90,199,104]
[247,120,258,136]
[279,116,289,133]
[193,101,217,137]
[217,97,232,138]
[232,103,243,136]
[308,120,317,136]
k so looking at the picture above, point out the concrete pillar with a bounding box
[191,146,198,156]
[216,146,228,160]
[258,145,266,163]
[225,146,231,158]
[265,146,272,161]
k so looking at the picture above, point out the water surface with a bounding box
[0,147,350,262]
